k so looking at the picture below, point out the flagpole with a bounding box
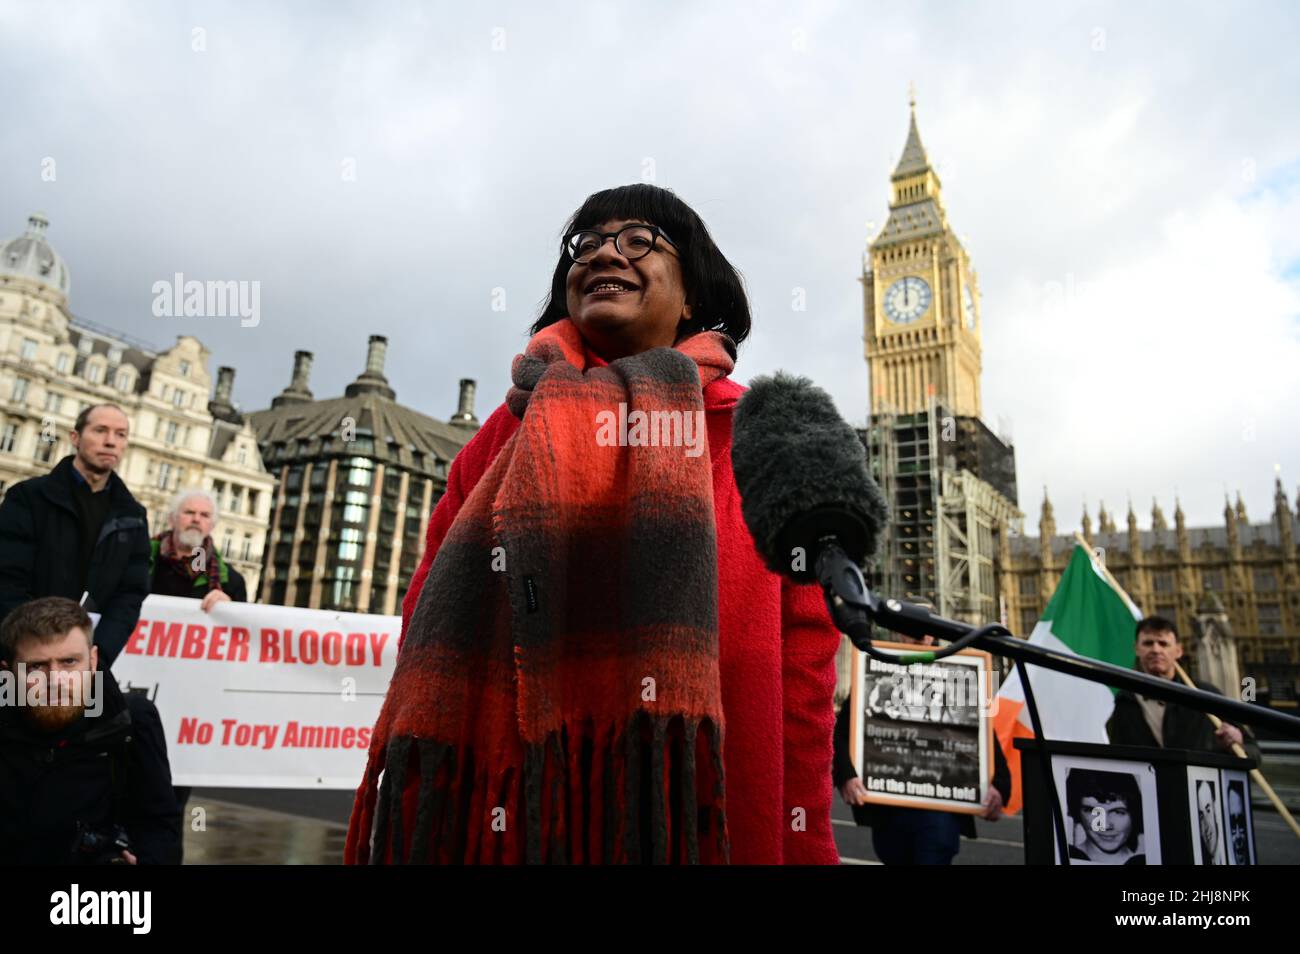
[1072,532,1300,841]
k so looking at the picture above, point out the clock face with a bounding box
[963,284,976,329]
[883,276,932,325]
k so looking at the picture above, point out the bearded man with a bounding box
[0,596,180,864]
[149,488,247,607]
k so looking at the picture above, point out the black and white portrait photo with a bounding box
[1051,755,1161,866]
[1222,771,1255,865]
[1187,767,1227,865]
[1063,768,1146,865]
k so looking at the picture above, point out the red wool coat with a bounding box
[398,373,842,865]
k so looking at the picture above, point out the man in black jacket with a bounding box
[832,631,1011,865]
[0,596,180,864]
[0,404,150,668]
[1106,615,1261,763]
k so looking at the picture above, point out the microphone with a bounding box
[731,372,889,651]
[731,371,888,583]
[729,375,1300,738]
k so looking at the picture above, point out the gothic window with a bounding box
[1020,609,1039,636]
[1253,569,1277,592]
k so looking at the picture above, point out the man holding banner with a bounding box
[149,488,248,607]
[833,629,1010,865]
[147,486,250,856]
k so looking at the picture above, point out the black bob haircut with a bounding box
[529,183,751,349]
[1066,769,1144,840]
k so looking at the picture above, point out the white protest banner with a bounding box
[111,595,398,788]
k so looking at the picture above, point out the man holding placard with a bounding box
[832,630,1010,865]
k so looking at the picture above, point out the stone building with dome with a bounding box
[0,212,275,594]
[249,337,479,615]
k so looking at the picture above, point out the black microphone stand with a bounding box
[816,541,1300,736]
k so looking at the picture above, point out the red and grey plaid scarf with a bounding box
[346,318,737,864]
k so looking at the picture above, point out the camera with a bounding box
[71,822,132,865]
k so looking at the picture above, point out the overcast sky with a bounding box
[3,0,1298,534]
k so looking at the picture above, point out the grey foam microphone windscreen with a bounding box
[731,372,888,582]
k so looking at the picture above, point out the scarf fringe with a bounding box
[352,712,729,864]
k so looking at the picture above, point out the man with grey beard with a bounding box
[146,487,247,851]
[148,488,247,605]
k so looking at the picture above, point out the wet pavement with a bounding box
[182,795,347,865]
[182,758,1300,864]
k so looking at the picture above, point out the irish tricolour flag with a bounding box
[995,545,1141,814]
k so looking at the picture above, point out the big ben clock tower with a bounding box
[858,93,1020,629]
[864,93,983,418]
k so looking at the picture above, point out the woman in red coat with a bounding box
[346,184,842,865]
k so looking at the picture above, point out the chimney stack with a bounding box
[366,335,387,376]
[215,366,235,403]
[449,378,479,429]
[270,350,314,408]
[208,365,239,421]
[344,334,396,400]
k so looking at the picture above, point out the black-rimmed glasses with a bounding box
[563,224,677,264]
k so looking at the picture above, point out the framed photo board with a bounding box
[846,641,995,814]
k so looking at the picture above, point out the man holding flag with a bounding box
[994,545,1263,816]
[993,545,1143,814]
[1106,615,1261,761]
